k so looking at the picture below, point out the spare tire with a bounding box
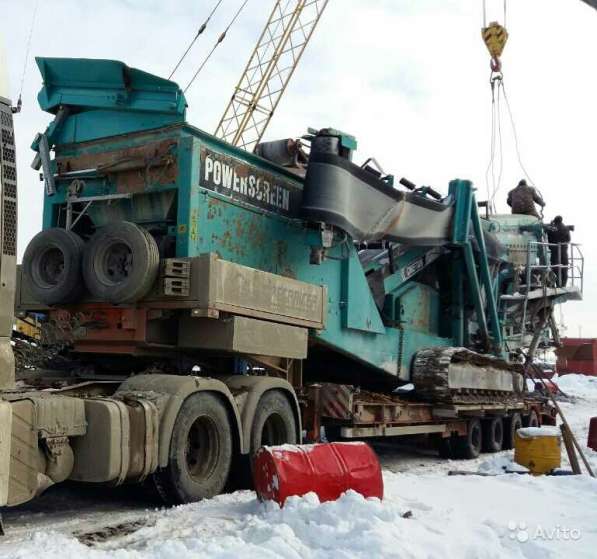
[22,228,85,305]
[82,221,159,304]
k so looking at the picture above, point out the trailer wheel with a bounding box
[503,413,522,450]
[22,228,85,305]
[251,390,297,454]
[82,221,159,303]
[482,417,504,453]
[454,418,482,459]
[153,392,233,504]
[523,410,539,428]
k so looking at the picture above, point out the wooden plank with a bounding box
[560,423,582,475]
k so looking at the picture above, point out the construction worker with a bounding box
[506,179,545,218]
[546,215,572,286]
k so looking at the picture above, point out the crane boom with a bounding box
[214,0,328,151]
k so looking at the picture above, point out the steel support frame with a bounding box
[449,179,503,354]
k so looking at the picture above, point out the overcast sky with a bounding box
[1,0,596,337]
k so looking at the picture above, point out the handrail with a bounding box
[501,240,584,347]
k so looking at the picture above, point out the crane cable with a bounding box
[482,8,547,219]
[486,75,505,212]
[482,0,543,213]
[484,76,497,209]
[169,0,223,80]
[485,74,545,215]
[184,0,249,93]
[13,0,40,113]
[482,0,507,28]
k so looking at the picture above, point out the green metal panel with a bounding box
[36,57,186,116]
[341,256,386,334]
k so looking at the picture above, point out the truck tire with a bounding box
[454,418,482,459]
[82,221,159,303]
[250,390,297,454]
[153,392,233,504]
[523,410,539,428]
[228,390,297,491]
[503,413,522,450]
[482,417,504,453]
[438,436,456,459]
[22,228,85,305]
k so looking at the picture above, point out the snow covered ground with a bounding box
[1,374,596,559]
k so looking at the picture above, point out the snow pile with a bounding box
[0,491,437,558]
[556,373,597,399]
[477,453,529,474]
[4,472,597,558]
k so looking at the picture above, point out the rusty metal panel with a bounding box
[56,139,178,194]
[179,315,308,359]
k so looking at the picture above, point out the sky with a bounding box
[1,0,596,337]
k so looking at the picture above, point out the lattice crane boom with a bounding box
[215,0,328,152]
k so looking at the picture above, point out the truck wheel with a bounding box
[251,390,297,454]
[454,418,482,459]
[22,228,85,305]
[523,410,539,428]
[438,436,456,459]
[482,417,504,453]
[82,221,159,303]
[153,392,233,505]
[503,413,522,450]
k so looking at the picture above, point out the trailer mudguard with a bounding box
[219,376,302,451]
[115,374,244,467]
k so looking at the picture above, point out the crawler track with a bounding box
[412,347,525,404]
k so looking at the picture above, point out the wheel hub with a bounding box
[185,415,220,481]
[103,242,133,283]
[38,247,64,286]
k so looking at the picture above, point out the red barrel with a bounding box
[588,417,597,452]
[253,442,383,506]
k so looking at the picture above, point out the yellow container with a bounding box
[514,427,561,475]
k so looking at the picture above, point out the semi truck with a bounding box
[0,57,582,510]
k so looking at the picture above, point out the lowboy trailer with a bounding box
[0,58,579,509]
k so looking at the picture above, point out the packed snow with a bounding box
[1,373,596,559]
[517,426,561,438]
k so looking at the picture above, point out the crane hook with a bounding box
[482,21,508,73]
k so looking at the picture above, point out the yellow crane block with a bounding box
[482,21,508,61]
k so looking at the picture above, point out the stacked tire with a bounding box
[23,222,160,306]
